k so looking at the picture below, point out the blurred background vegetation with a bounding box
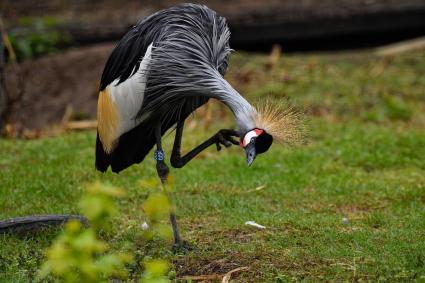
[8,16,72,60]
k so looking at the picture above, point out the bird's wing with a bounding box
[99,23,153,91]
[97,43,153,153]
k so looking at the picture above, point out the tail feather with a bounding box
[95,132,110,172]
[95,122,156,173]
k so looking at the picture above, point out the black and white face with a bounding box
[240,129,273,166]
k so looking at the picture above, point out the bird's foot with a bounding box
[215,129,239,151]
[172,240,194,254]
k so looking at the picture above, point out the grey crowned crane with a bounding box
[96,4,300,248]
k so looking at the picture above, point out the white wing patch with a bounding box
[109,43,153,136]
[98,43,153,153]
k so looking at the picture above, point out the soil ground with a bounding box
[5,43,114,130]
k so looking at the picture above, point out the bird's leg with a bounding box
[154,123,169,184]
[170,121,239,169]
[166,121,238,251]
[154,123,184,249]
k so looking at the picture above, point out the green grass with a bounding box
[1,49,425,282]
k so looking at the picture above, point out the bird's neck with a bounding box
[210,73,257,134]
[225,89,257,135]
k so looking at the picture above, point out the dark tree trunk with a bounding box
[0,30,7,133]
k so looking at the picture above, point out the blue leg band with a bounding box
[154,149,165,161]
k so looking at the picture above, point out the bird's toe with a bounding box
[216,134,232,148]
[172,240,195,254]
[216,142,222,151]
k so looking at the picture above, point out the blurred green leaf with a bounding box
[141,260,170,283]
[143,192,171,221]
[38,181,172,282]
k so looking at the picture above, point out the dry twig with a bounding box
[222,266,250,283]
[178,274,222,282]
[65,120,97,130]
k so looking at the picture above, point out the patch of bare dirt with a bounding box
[5,43,114,130]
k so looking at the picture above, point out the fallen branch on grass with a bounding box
[0,215,88,234]
[177,266,249,283]
[222,266,250,283]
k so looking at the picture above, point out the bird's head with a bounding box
[240,128,273,166]
[237,100,305,166]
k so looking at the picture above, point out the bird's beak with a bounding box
[245,142,256,166]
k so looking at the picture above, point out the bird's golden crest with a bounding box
[97,88,119,153]
[252,99,305,146]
